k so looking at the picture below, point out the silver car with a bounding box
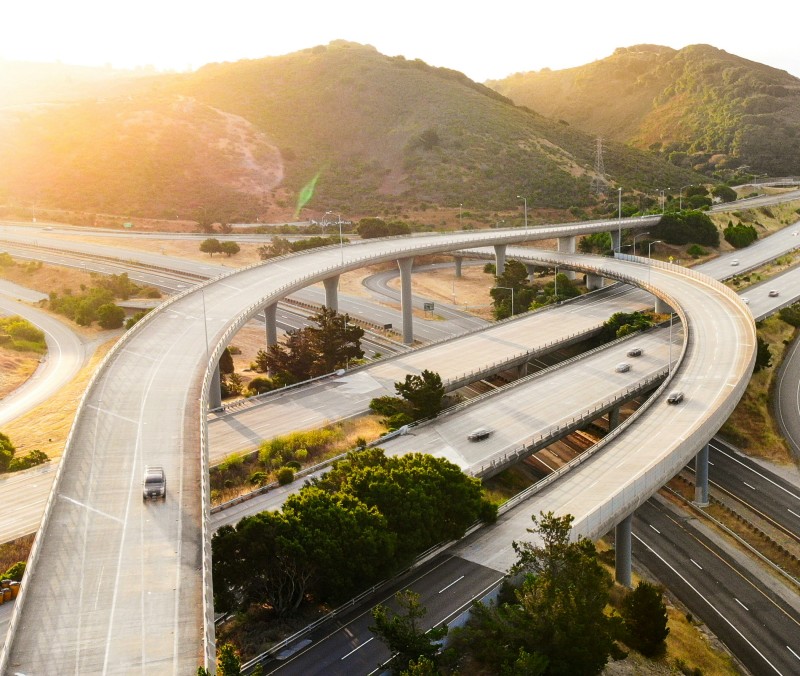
[142,466,166,500]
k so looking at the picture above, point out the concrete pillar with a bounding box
[557,236,576,280]
[264,303,278,347]
[323,275,340,313]
[586,273,603,291]
[397,257,415,345]
[454,256,463,278]
[695,443,710,506]
[654,297,673,314]
[615,513,633,587]
[525,264,536,284]
[610,230,621,253]
[209,363,222,410]
[517,362,528,379]
[494,244,507,276]
[608,405,621,431]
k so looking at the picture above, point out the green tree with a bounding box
[216,642,241,676]
[394,370,445,420]
[754,335,772,372]
[200,238,222,256]
[307,306,364,376]
[779,302,800,327]
[600,311,653,340]
[653,211,719,246]
[220,240,241,257]
[621,581,669,657]
[219,347,235,375]
[370,590,447,675]
[96,303,126,329]
[724,222,758,248]
[711,185,737,203]
[490,260,538,319]
[258,237,293,259]
[0,432,16,473]
[579,232,613,254]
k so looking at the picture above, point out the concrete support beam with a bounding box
[517,362,528,379]
[525,264,536,284]
[323,275,340,313]
[608,405,621,431]
[264,303,278,347]
[557,236,576,279]
[454,256,463,278]
[209,363,222,410]
[397,257,415,345]
[494,245,507,276]
[694,443,710,506]
[615,513,633,587]
[654,297,673,314]
[586,273,603,291]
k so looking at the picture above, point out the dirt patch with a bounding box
[2,339,116,461]
[0,349,41,400]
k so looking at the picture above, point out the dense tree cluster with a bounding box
[652,210,719,246]
[199,238,241,257]
[0,315,46,353]
[600,311,655,340]
[621,581,670,657]
[489,260,539,319]
[213,449,495,616]
[452,513,618,674]
[356,217,411,239]
[0,432,47,474]
[256,235,347,259]
[251,307,364,387]
[578,232,613,255]
[723,221,758,248]
[370,369,446,428]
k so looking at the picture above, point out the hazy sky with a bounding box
[5,1,799,81]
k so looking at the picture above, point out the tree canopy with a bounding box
[652,210,719,246]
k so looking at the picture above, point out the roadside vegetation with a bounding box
[0,431,47,474]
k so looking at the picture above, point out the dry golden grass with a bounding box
[0,349,41,399]
[0,534,34,574]
[2,339,116,461]
[0,261,95,298]
[720,315,794,464]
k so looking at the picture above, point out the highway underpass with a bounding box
[0,218,756,674]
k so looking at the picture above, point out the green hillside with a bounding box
[0,42,705,222]
[488,44,800,178]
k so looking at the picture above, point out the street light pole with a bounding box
[647,240,662,285]
[324,210,333,231]
[668,312,674,375]
[517,195,527,228]
[632,231,650,256]
[495,286,515,316]
[459,204,463,229]
[337,214,344,264]
[617,187,622,251]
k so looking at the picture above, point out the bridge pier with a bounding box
[610,231,621,253]
[494,244,507,276]
[454,256,463,278]
[654,297,673,314]
[557,236,576,279]
[209,363,222,410]
[323,275,340,313]
[525,264,537,283]
[397,257,415,345]
[517,361,528,379]
[264,302,278,347]
[608,405,621,430]
[586,273,603,291]
[615,513,633,587]
[694,443,710,506]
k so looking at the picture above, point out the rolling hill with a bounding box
[487,44,800,179]
[0,42,712,224]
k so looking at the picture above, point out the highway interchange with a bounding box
[0,210,796,672]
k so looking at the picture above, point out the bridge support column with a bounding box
[694,443,710,506]
[264,303,278,347]
[654,297,673,314]
[608,405,621,431]
[557,236,576,279]
[517,361,528,379]
[615,513,633,587]
[610,231,621,253]
[454,256,463,278]
[494,245,507,276]
[323,275,340,313]
[397,257,415,345]
[209,363,222,410]
[586,273,603,290]
[525,264,537,283]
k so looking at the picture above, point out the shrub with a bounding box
[3,561,25,581]
[686,244,708,258]
[276,467,295,485]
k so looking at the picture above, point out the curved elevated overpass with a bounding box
[0,217,755,674]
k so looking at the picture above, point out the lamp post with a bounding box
[668,312,674,375]
[659,190,669,214]
[495,286,515,316]
[679,184,693,210]
[517,195,527,228]
[324,210,333,231]
[648,240,662,285]
[632,232,650,256]
[648,240,662,259]
[337,214,344,264]
[459,203,463,229]
[553,267,559,303]
[494,219,505,229]
[616,187,623,252]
